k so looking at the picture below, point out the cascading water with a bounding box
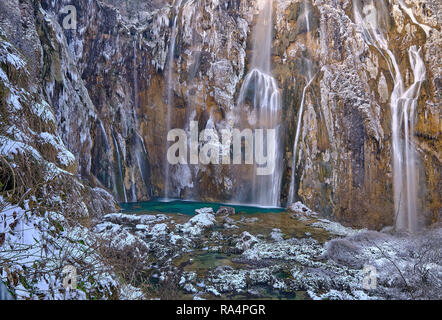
[164,0,183,200]
[111,127,128,203]
[131,38,153,202]
[288,72,314,205]
[131,39,139,202]
[237,0,283,207]
[288,0,314,205]
[395,46,426,232]
[353,0,427,232]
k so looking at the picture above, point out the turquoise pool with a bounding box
[120,199,285,216]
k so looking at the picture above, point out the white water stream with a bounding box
[237,0,283,207]
[288,0,314,205]
[353,0,426,232]
[164,0,183,199]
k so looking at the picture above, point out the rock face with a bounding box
[0,0,118,217]
[1,0,440,229]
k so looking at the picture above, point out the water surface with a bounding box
[120,199,285,216]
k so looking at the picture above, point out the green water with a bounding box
[120,199,285,216]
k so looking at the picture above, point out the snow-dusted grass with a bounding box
[0,197,113,299]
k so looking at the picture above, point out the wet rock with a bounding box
[215,206,236,216]
[12,0,438,228]
[288,202,319,219]
[222,216,239,229]
[235,231,260,252]
[195,207,214,215]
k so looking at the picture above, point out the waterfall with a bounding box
[135,131,149,189]
[111,127,128,203]
[131,37,153,201]
[288,0,314,205]
[237,0,283,207]
[131,39,139,202]
[288,73,314,205]
[353,0,426,232]
[304,0,311,34]
[164,0,183,200]
[394,46,426,232]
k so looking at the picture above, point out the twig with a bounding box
[370,240,415,299]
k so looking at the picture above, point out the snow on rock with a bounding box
[119,284,145,300]
[179,210,216,236]
[31,100,56,124]
[235,231,260,252]
[38,132,76,167]
[93,221,121,233]
[206,266,284,295]
[103,213,167,226]
[289,201,318,216]
[95,222,149,251]
[0,37,27,71]
[242,237,324,264]
[288,201,319,221]
[149,223,170,238]
[270,228,285,242]
[195,207,214,215]
[311,219,362,237]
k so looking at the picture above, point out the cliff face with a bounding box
[274,0,441,229]
[1,0,440,229]
[0,0,117,216]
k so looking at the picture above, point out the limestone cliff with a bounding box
[1,0,440,230]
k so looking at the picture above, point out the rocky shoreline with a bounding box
[92,203,441,300]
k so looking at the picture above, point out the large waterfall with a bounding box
[164,0,183,200]
[237,0,283,207]
[133,37,151,202]
[353,0,427,232]
[393,46,426,233]
[111,127,128,203]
